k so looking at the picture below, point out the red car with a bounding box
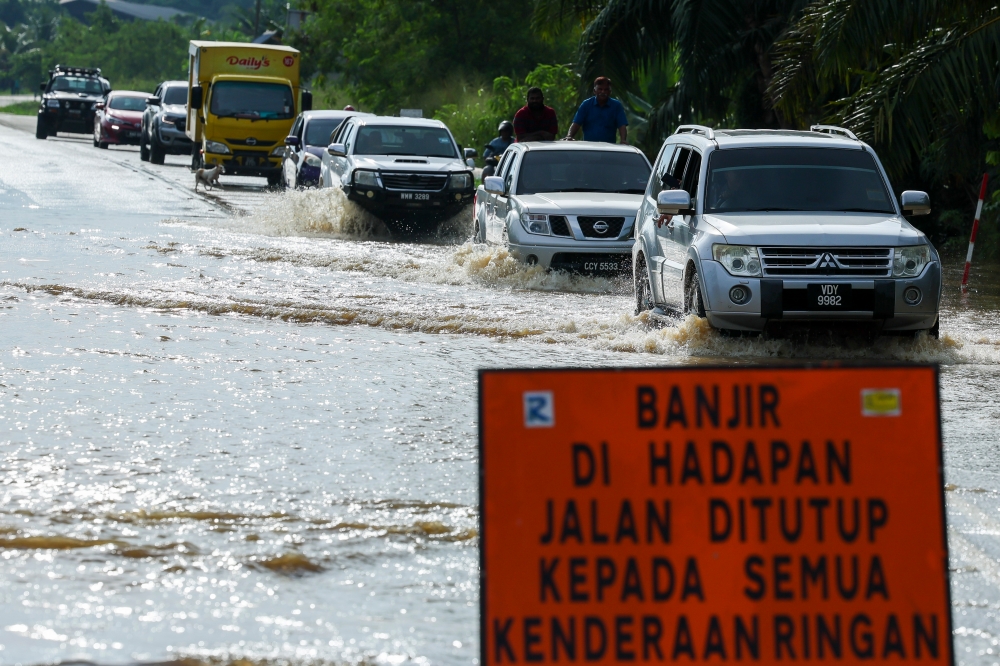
[93,90,150,149]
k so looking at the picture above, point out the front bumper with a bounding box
[40,108,96,134]
[699,260,941,332]
[204,151,280,177]
[102,122,142,145]
[347,185,474,215]
[509,242,632,274]
[155,123,192,152]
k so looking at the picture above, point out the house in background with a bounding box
[58,0,188,22]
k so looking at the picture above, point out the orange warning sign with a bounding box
[479,365,948,665]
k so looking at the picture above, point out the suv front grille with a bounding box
[760,247,892,277]
[550,216,571,236]
[381,172,447,191]
[578,216,625,239]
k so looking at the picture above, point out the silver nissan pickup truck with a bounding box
[633,125,940,337]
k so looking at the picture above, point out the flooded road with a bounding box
[2,117,1000,665]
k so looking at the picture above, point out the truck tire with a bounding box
[150,135,165,165]
[139,131,150,161]
[635,254,654,314]
[35,118,48,140]
[267,172,281,188]
[684,268,707,318]
[191,146,202,171]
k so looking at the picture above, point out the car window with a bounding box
[354,126,457,158]
[305,118,346,147]
[648,145,677,198]
[290,116,303,140]
[494,151,513,181]
[670,147,691,183]
[342,123,357,154]
[681,150,702,199]
[503,153,519,193]
[514,150,652,195]
[162,86,187,105]
[704,147,895,214]
[50,76,103,95]
[108,96,147,111]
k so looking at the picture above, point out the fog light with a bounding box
[454,193,462,201]
[903,286,921,305]
[366,190,374,198]
[729,285,751,305]
[526,255,538,265]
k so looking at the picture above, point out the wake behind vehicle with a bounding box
[93,90,150,149]
[476,142,651,274]
[633,125,941,336]
[185,41,312,187]
[36,65,110,140]
[320,116,476,232]
[281,110,370,189]
[141,80,192,164]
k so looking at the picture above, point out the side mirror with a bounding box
[285,136,301,147]
[301,91,313,113]
[190,85,203,110]
[901,190,930,216]
[327,142,346,157]
[657,189,693,215]
[483,176,506,196]
[39,82,47,92]
[464,147,478,159]
[146,96,161,106]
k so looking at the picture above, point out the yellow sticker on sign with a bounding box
[862,389,901,416]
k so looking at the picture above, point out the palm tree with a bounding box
[770,0,1000,186]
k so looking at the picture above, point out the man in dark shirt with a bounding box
[565,76,628,143]
[513,87,558,142]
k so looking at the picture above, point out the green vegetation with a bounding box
[0,99,36,115]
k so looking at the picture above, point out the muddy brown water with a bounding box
[2,120,1000,664]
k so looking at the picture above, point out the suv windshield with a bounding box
[305,118,346,146]
[516,150,651,195]
[50,76,103,95]
[355,126,457,157]
[705,147,895,214]
[162,86,187,105]
[210,81,294,120]
[108,96,147,111]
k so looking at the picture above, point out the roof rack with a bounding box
[674,124,715,140]
[809,124,858,141]
[51,65,102,77]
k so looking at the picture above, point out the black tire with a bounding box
[139,130,150,161]
[191,146,202,171]
[473,215,485,243]
[684,267,707,317]
[267,172,282,188]
[99,141,109,150]
[150,135,165,164]
[635,254,654,315]
[35,118,48,140]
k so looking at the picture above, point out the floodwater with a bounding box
[2,121,1000,665]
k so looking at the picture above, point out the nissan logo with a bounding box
[246,137,257,146]
[592,220,610,234]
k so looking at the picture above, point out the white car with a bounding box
[476,142,651,273]
[319,116,477,232]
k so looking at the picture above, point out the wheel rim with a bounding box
[636,262,652,313]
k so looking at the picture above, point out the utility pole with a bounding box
[254,0,262,37]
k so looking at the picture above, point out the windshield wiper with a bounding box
[835,207,894,213]
[612,188,646,194]
[738,207,801,212]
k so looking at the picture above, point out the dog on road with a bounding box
[195,164,223,192]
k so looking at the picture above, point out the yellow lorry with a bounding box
[185,41,312,186]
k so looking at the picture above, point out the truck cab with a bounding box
[185,42,311,186]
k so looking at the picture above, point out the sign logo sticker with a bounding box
[523,391,554,428]
[862,388,901,416]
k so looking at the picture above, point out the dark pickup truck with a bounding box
[36,65,111,140]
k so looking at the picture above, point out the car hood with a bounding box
[701,212,926,246]
[107,110,143,122]
[514,192,642,216]
[161,103,187,117]
[48,92,102,102]
[352,156,467,172]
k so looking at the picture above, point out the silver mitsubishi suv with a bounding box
[633,125,940,337]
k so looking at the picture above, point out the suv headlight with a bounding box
[449,172,473,189]
[893,245,931,278]
[712,245,762,277]
[270,145,286,156]
[205,140,231,155]
[354,170,380,187]
[303,153,322,167]
[521,213,550,235]
[46,99,60,108]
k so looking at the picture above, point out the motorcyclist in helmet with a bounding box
[484,120,514,160]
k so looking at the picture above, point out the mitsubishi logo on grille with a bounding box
[245,137,257,146]
[819,252,837,268]
[592,220,610,234]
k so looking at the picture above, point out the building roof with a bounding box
[59,0,188,21]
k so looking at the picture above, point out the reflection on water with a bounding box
[3,131,1000,665]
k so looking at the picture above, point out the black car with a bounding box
[36,65,111,140]
[140,80,192,164]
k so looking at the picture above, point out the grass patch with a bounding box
[0,100,38,116]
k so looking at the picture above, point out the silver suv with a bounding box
[633,125,940,336]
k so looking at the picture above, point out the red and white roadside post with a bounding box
[961,173,989,290]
